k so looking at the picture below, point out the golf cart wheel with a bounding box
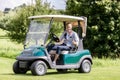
[13,61,27,74]
[57,69,67,73]
[78,59,91,73]
[31,60,47,76]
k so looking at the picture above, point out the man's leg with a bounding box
[53,46,70,64]
[49,50,56,55]
[48,45,59,55]
[53,54,59,64]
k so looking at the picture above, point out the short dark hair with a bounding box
[66,22,72,26]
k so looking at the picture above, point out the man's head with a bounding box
[66,23,72,33]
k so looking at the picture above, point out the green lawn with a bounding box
[0,38,22,58]
[0,29,23,58]
[0,57,120,80]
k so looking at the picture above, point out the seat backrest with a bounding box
[61,51,69,54]
[77,39,84,51]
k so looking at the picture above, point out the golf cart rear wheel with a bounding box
[57,69,68,73]
[13,61,27,74]
[78,59,91,73]
[31,60,47,76]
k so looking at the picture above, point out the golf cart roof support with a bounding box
[63,21,66,31]
[24,20,33,49]
[78,20,82,39]
[44,17,54,44]
[77,20,84,51]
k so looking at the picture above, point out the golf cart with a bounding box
[13,15,92,76]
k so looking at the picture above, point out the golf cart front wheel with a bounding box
[78,59,91,73]
[31,60,47,76]
[13,61,27,74]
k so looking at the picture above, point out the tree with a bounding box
[0,0,60,43]
[66,0,120,58]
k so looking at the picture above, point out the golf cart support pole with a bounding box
[44,17,53,44]
[23,19,33,49]
[78,20,82,38]
[78,20,84,50]
[63,21,66,31]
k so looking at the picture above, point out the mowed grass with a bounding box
[0,57,120,80]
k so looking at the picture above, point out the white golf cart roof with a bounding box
[28,15,87,27]
[28,15,85,21]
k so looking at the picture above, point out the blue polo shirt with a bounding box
[60,31,79,47]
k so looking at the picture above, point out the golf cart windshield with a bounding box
[24,20,50,47]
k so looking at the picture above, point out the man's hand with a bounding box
[55,39,64,45]
[72,40,77,45]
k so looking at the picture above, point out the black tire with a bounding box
[57,69,68,73]
[13,61,27,74]
[78,59,91,73]
[31,61,47,76]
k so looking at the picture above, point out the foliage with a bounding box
[66,0,120,58]
[0,0,60,43]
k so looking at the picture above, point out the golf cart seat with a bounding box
[49,50,69,54]
[61,51,69,54]
[49,48,77,54]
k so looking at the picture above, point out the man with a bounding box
[49,23,79,65]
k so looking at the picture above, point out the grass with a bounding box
[0,29,23,58]
[0,57,120,80]
[0,29,6,37]
[0,38,23,58]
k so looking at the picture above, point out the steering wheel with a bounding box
[46,32,59,51]
[46,32,59,48]
[50,32,60,42]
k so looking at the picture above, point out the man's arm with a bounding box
[72,40,78,46]
[73,32,79,46]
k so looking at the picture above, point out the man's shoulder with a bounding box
[72,31,77,35]
[72,31,79,39]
